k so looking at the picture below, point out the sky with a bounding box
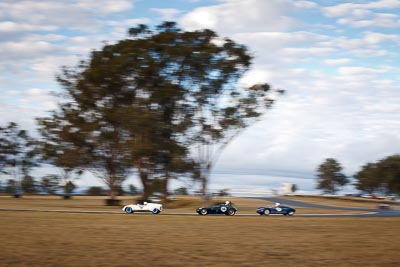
[1,0,400,195]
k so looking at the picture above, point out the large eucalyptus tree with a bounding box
[38,22,281,201]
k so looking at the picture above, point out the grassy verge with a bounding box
[0,211,399,266]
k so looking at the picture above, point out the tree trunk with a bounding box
[162,174,169,202]
[110,186,116,200]
[140,171,151,200]
[105,178,121,206]
[200,166,211,200]
[62,170,70,199]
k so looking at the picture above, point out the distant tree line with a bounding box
[316,156,400,195]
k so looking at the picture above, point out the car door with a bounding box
[272,206,283,214]
[275,206,286,214]
[209,205,216,214]
[211,205,226,214]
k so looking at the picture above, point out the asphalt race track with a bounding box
[1,197,399,217]
[260,197,400,218]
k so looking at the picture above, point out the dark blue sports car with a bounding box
[257,204,296,216]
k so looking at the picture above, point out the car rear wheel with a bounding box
[263,209,270,216]
[125,207,133,214]
[200,208,208,215]
[226,209,236,216]
[287,211,295,216]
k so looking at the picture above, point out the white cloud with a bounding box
[0,87,57,134]
[337,66,389,77]
[364,32,395,44]
[293,1,318,9]
[324,58,352,65]
[323,0,400,28]
[179,0,307,33]
[337,12,400,28]
[151,8,183,21]
[0,21,58,32]
[0,0,136,32]
[74,0,134,13]
[0,40,54,61]
[282,47,336,56]
[323,0,400,18]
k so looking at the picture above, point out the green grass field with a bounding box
[1,196,399,266]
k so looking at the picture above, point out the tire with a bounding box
[152,208,160,214]
[200,208,208,215]
[125,207,133,214]
[263,209,270,216]
[226,209,236,216]
[287,211,295,216]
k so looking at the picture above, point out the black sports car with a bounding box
[257,204,296,216]
[196,201,237,216]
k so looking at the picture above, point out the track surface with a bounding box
[260,197,400,217]
[1,197,399,217]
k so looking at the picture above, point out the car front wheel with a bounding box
[287,211,295,216]
[263,209,270,216]
[125,207,133,214]
[200,208,208,215]
[226,209,236,216]
[152,208,160,214]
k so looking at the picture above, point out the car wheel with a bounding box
[125,207,133,214]
[200,208,208,215]
[152,208,160,214]
[287,211,295,216]
[263,209,270,216]
[226,209,236,216]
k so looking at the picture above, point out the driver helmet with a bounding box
[225,200,230,205]
[275,202,280,207]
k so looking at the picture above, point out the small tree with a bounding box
[64,181,77,197]
[21,175,37,194]
[5,179,17,195]
[0,122,39,197]
[174,187,188,195]
[377,155,400,195]
[354,163,382,194]
[128,184,139,195]
[86,186,106,196]
[37,115,85,199]
[354,154,400,195]
[218,188,230,196]
[291,184,298,194]
[316,158,349,194]
[40,175,60,195]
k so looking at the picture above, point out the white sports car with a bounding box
[122,202,163,214]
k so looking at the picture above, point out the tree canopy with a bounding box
[316,158,349,194]
[355,154,400,195]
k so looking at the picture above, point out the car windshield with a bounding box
[215,202,233,206]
